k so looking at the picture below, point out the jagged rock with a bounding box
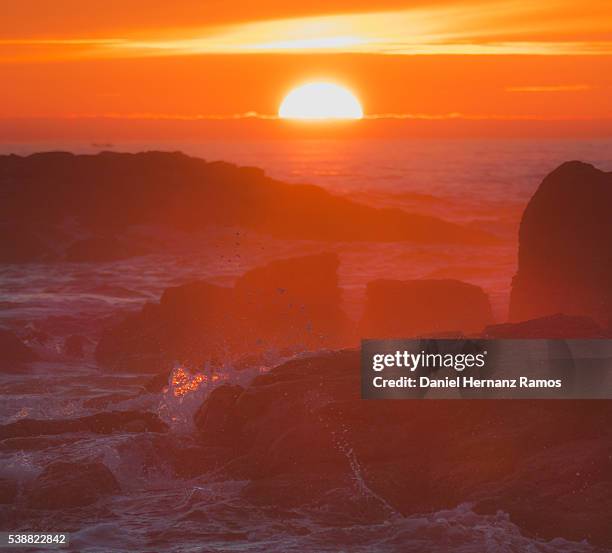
[0,151,494,245]
[191,349,612,547]
[360,279,492,338]
[27,461,119,509]
[510,161,612,324]
[485,314,605,338]
[214,351,359,478]
[0,224,48,263]
[0,411,168,439]
[143,370,172,394]
[0,478,18,504]
[474,439,612,544]
[0,329,38,369]
[233,253,347,349]
[96,253,349,372]
[194,384,244,445]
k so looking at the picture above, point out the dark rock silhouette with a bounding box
[26,461,119,509]
[192,350,612,547]
[233,253,346,347]
[0,329,38,369]
[0,478,17,504]
[360,279,492,338]
[194,384,244,446]
[485,313,606,338]
[0,151,495,262]
[510,161,612,324]
[96,253,349,372]
[0,411,168,440]
[96,281,235,372]
[0,224,48,263]
[474,439,612,545]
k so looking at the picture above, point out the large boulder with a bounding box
[0,224,48,263]
[474,439,612,545]
[27,461,119,509]
[360,279,492,338]
[233,253,347,350]
[192,350,612,547]
[0,151,494,245]
[194,384,244,446]
[510,161,612,325]
[96,253,349,372]
[96,281,234,372]
[0,478,17,504]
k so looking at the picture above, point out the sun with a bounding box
[279,82,364,120]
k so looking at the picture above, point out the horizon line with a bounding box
[1,112,611,123]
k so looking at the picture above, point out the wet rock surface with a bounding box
[26,461,120,509]
[0,478,18,504]
[192,350,612,547]
[194,384,244,446]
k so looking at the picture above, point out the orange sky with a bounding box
[1,0,611,137]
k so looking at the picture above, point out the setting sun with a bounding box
[279,82,364,120]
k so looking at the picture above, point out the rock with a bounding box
[194,384,244,445]
[27,461,119,509]
[218,350,359,478]
[0,478,18,504]
[0,411,168,440]
[63,334,86,357]
[192,349,612,547]
[0,151,494,245]
[96,253,349,372]
[473,439,612,545]
[95,302,177,372]
[233,253,348,351]
[143,369,172,394]
[510,161,612,324]
[0,329,38,369]
[485,314,605,338]
[360,279,493,338]
[0,224,48,263]
[64,236,146,262]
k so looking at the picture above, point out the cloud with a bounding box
[505,84,593,92]
[119,4,612,56]
[3,1,612,61]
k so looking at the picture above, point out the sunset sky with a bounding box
[2,0,611,138]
